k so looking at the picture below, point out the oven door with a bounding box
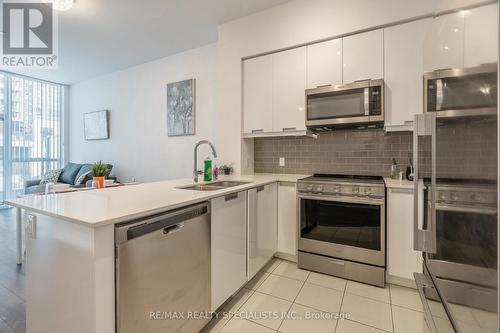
[298,194,385,267]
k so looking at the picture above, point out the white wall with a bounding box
[69,44,218,182]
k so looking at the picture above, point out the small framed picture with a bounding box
[167,78,195,136]
[84,110,109,140]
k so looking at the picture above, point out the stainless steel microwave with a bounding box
[305,79,384,129]
[424,64,498,118]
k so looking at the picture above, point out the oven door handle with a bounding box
[298,194,384,206]
[413,114,437,253]
[434,204,498,215]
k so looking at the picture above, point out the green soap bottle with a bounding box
[204,157,212,182]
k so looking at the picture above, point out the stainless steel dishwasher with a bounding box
[115,202,211,333]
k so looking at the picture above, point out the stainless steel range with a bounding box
[297,174,386,287]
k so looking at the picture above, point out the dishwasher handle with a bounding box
[115,202,209,244]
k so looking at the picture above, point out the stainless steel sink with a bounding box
[177,181,251,191]
[209,181,251,187]
[178,185,225,191]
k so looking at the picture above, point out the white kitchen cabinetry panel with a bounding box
[211,191,247,311]
[273,47,307,132]
[306,39,343,89]
[464,4,498,68]
[243,55,273,134]
[343,29,384,83]
[277,182,297,260]
[384,19,430,130]
[387,187,423,281]
[247,183,278,280]
[423,11,464,72]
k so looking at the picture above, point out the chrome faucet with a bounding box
[193,140,218,182]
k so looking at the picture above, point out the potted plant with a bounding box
[92,161,109,189]
[219,164,233,175]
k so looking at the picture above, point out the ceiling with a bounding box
[5,0,290,85]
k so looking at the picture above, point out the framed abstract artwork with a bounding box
[167,78,195,136]
[84,110,109,140]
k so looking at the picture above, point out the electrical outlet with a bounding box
[279,157,285,167]
[27,214,36,239]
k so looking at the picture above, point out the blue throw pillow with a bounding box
[59,163,83,185]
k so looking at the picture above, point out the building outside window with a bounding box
[0,73,65,204]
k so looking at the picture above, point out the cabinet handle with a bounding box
[224,193,238,201]
[316,84,332,88]
[282,127,296,132]
[251,129,264,134]
[256,186,265,192]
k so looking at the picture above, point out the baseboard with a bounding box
[274,252,297,262]
[387,274,417,289]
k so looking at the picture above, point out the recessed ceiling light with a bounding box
[52,0,74,11]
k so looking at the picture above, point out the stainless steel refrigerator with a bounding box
[413,2,499,332]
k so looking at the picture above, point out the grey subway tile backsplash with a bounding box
[254,118,497,180]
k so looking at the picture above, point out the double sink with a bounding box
[178,181,251,191]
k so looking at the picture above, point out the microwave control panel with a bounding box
[369,86,382,116]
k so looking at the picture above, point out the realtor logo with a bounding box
[1,0,58,68]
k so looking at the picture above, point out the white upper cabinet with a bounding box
[423,11,464,72]
[343,29,384,83]
[306,39,343,89]
[272,47,307,132]
[384,19,431,129]
[243,55,273,134]
[464,4,498,67]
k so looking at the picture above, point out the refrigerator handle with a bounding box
[413,114,437,253]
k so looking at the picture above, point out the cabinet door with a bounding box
[384,19,430,127]
[306,39,343,89]
[243,55,273,134]
[247,183,277,279]
[343,29,384,83]
[273,47,307,132]
[211,191,247,310]
[387,188,422,280]
[277,182,297,257]
[423,11,464,72]
[464,4,498,68]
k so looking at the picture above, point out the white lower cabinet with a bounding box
[211,191,247,311]
[277,182,297,259]
[387,187,423,282]
[247,183,278,280]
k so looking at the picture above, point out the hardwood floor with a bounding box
[0,209,26,333]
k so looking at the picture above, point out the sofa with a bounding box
[24,162,114,194]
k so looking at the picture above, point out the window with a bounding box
[0,73,65,202]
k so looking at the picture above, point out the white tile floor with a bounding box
[203,258,495,333]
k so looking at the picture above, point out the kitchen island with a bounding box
[5,174,304,333]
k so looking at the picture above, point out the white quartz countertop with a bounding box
[384,177,425,190]
[5,173,306,227]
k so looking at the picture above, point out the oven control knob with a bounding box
[450,192,459,201]
[438,192,446,200]
[471,193,486,202]
[352,186,359,194]
[315,185,324,193]
[364,188,372,196]
[334,185,341,193]
[306,185,313,192]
